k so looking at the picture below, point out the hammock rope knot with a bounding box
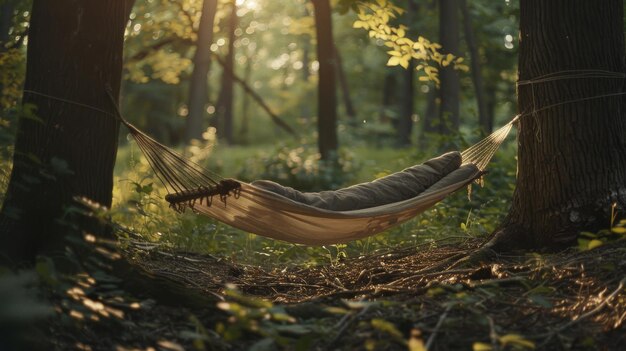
[165,179,242,213]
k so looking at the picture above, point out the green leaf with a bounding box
[371,318,403,339]
[426,287,445,297]
[274,324,311,335]
[528,294,552,308]
[408,337,426,351]
[353,20,367,29]
[587,239,603,249]
[473,342,493,351]
[387,56,401,66]
[499,334,535,349]
[399,57,409,69]
[611,226,626,234]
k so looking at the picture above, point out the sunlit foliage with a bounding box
[341,0,468,85]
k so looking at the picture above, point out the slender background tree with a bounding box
[185,0,218,143]
[311,0,338,160]
[215,0,238,144]
[437,0,460,137]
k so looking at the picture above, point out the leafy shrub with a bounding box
[237,143,362,191]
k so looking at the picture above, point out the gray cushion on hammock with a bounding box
[252,151,463,211]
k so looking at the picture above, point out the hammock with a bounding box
[109,94,515,245]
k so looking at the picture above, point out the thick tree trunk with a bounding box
[493,0,626,250]
[311,0,338,160]
[438,0,460,136]
[215,0,237,144]
[0,0,132,263]
[184,0,218,143]
[460,0,489,134]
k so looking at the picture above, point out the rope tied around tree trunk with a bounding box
[515,69,626,142]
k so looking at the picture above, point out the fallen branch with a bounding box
[538,276,626,348]
[425,304,453,350]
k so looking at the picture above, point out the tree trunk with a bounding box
[379,70,396,123]
[420,86,439,148]
[311,0,338,160]
[397,63,414,146]
[395,0,417,147]
[0,0,132,263]
[184,0,218,143]
[215,0,237,144]
[300,6,313,122]
[483,81,496,134]
[239,52,252,144]
[334,45,356,121]
[493,0,626,250]
[438,0,460,136]
[460,0,489,134]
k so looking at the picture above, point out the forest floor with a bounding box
[26,237,625,350]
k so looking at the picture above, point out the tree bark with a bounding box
[420,86,439,148]
[0,0,132,263]
[379,70,396,123]
[334,45,356,121]
[184,0,218,143]
[460,0,489,134]
[493,0,626,250]
[300,29,312,121]
[395,0,417,147]
[311,0,338,160]
[438,0,460,136]
[239,52,252,144]
[397,63,414,146]
[215,0,237,144]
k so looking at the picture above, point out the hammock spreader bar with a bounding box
[107,91,515,245]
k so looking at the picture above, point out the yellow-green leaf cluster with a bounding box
[473,333,535,350]
[126,50,192,85]
[352,0,468,85]
[578,217,626,251]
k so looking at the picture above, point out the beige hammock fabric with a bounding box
[192,160,481,245]
[112,90,516,245]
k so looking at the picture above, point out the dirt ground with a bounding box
[31,238,626,350]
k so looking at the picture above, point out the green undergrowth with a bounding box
[111,138,518,268]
